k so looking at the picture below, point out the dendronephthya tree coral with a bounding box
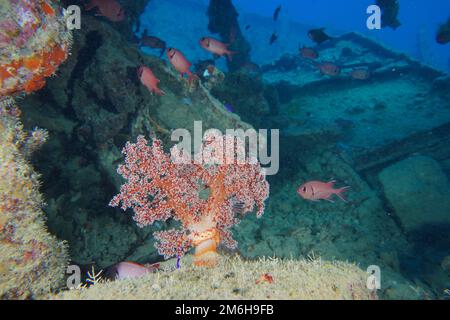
[0,0,72,98]
[110,133,270,267]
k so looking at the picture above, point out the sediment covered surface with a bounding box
[52,256,376,300]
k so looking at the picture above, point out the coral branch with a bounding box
[153,229,192,259]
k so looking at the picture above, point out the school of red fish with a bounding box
[82,2,359,205]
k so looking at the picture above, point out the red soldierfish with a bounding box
[137,66,165,96]
[316,62,341,76]
[166,48,196,82]
[85,0,125,22]
[199,37,237,61]
[109,261,160,280]
[297,180,350,202]
[299,46,319,59]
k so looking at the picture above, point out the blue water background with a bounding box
[235,0,450,71]
[139,0,450,72]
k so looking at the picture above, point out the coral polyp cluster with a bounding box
[0,0,72,97]
[0,104,69,299]
[110,134,270,267]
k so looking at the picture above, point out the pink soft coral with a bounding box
[110,133,269,266]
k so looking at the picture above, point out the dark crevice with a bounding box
[67,31,103,110]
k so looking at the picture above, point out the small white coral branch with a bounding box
[85,266,104,285]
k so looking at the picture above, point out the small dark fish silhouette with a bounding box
[376,0,401,30]
[269,32,278,45]
[308,28,332,44]
[436,18,450,45]
[273,5,282,21]
[245,24,251,30]
[140,30,166,57]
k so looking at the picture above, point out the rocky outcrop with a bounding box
[0,106,69,299]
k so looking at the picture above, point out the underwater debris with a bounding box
[0,0,72,98]
[110,134,269,267]
[376,0,401,30]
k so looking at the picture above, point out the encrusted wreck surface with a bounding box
[51,256,377,300]
[262,32,450,166]
[8,7,449,300]
[0,106,68,299]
